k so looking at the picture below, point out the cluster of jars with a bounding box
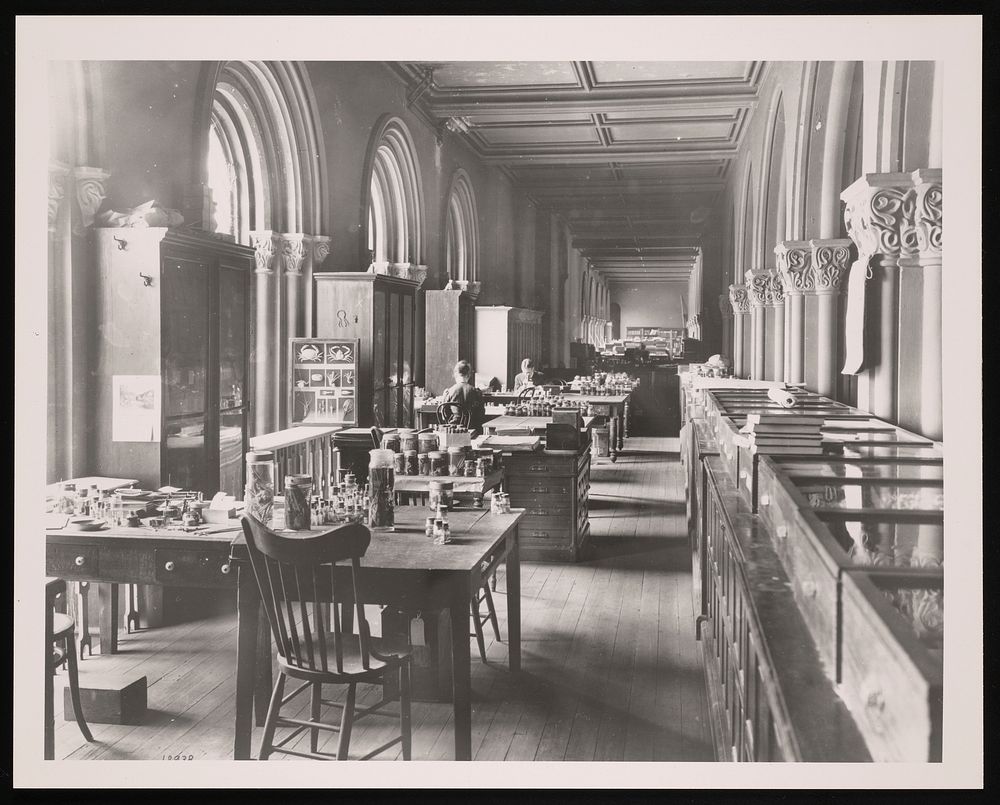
[504,396,588,417]
[381,429,496,478]
[573,372,639,395]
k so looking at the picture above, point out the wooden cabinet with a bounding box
[314,272,418,429]
[474,306,544,390]
[90,228,254,497]
[501,446,590,562]
[424,289,476,395]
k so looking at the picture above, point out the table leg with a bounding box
[608,414,618,463]
[506,529,521,674]
[77,582,92,658]
[617,406,625,451]
[623,401,630,439]
[449,592,472,761]
[235,566,261,760]
[98,583,119,654]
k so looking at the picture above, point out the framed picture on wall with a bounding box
[288,338,360,427]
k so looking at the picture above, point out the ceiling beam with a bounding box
[476,147,740,165]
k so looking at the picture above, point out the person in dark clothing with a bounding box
[513,358,544,390]
[442,360,487,435]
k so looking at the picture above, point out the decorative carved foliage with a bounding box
[250,231,276,273]
[72,167,110,231]
[48,163,70,231]
[728,284,751,315]
[743,270,770,307]
[841,170,942,265]
[774,240,814,294]
[765,269,785,305]
[810,239,853,293]
[279,234,305,275]
[313,235,331,266]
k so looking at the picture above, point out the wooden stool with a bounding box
[46,578,94,759]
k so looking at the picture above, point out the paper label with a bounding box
[841,258,869,376]
[410,615,425,647]
[112,375,161,442]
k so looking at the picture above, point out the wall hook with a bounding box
[113,236,127,251]
[139,272,153,287]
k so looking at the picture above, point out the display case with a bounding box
[475,305,544,389]
[90,228,254,497]
[424,288,476,396]
[314,272,418,429]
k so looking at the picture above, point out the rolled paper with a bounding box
[766,387,797,408]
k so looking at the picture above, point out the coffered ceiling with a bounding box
[391,61,765,286]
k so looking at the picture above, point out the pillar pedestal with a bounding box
[808,239,853,398]
[775,240,814,387]
[744,270,769,381]
[766,269,785,382]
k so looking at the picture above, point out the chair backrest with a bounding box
[516,385,544,401]
[240,514,374,674]
[436,401,470,427]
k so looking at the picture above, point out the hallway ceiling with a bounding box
[392,61,764,287]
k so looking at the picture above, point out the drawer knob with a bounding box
[776,525,788,539]
[74,555,85,567]
[760,494,770,506]
[164,561,176,572]
[220,563,231,575]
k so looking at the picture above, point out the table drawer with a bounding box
[519,513,574,533]
[504,455,579,476]
[518,502,574,518]
[47,545,100,579]
[589,404,612,416]
[519,525,573,545]
[507,478,573,496]
[153,548,237,589]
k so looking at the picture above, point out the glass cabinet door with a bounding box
[162,255,209,490]
[217,264,249,496]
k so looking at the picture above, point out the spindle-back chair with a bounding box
[436,401,471,428]
[240,515,412,760]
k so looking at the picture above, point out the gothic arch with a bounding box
[443,168,480,282]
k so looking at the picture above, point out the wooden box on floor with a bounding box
[502,443,591,562]
[64,671,147,725]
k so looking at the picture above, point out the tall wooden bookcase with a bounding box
[314,272,418,429]
[89,227,254,497]
[424,288,477,395]
[474,305,544,390]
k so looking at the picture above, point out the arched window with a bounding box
[364,117,423,268]
[444,170,480,282]
[206,60,326,243]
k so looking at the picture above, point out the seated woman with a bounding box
[513,358,544,391]
[442,360,488,436]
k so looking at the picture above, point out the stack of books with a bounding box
[739,413,825,455]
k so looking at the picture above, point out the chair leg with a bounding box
[310,682,322,753]
[44,654,54,760]
[483,585,501,643]
[64,633,93,743]
[258,672,286,760]
[490,569,498,592]
[337,683,356,760]
[399,662,412,761]
[471,599,487,664]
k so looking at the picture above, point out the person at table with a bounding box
[513,358,544,390]
[442,360,487,435]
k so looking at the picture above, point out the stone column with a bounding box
[910,171,943,440]
[300,234,331,340]
[744,270,769,380]
[718,293,734,360]
[250,231,277,436]
[842,174,912,421]
[808,239,853,398]
[728,285,750,378]
[774,241,813,386]
[766,269,785,382]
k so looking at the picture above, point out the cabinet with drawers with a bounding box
[501,446,591,562]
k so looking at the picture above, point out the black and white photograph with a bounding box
[13,14,982,790]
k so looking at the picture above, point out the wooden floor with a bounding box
[52,437,713,761]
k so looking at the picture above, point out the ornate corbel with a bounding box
[744,270,769,309]
[278,233,306,276]
[728,284,750,315]
[809,239,854,294]
[911,169,942,261]
[774,240,814,295]
[71,167,111,233]
[250,231,277,274]
[312,235,332,269]
[765,269,785,306]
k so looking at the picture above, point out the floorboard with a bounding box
[53,443,713,762]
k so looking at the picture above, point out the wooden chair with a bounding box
[436,401,471,428]
[45,578,94,760]
[470,560,501,664]
[516,385,545,400]
[240,514,412,761]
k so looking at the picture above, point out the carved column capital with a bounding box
[311,234,332,268]
[774,240,814,295]
[808,238,854,294]
[743,270,769,309]
[48,161,71,232]
[277,233,306,276]
[841,172,920,265]
[765,269,785,306]
[728,284,751,315]
[250,230,277,275]
[71,167,111,231]
[718,293,734,319]
[911,169,942,260]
